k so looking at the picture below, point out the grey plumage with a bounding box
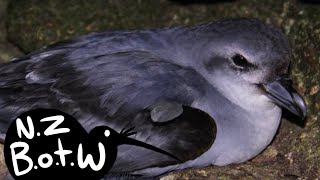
[0,18,306,178]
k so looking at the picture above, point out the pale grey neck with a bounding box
[191,86,282,165]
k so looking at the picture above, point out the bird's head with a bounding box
[190,18,306,120]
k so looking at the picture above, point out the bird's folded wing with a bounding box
[0,46,216,171]
[0,46,211,129]
[54,49,217,170]
[110,106,216,173]
[0,46,208,124]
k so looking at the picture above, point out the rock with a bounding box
[3,0,320,179]
[0,144,8,179]
[0,43,23,62]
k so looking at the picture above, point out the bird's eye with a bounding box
[231,54,254,68]
[104,130,110,137]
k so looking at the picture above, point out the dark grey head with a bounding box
[180,18,306,119]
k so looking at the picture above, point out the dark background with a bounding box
[0,0,319,179]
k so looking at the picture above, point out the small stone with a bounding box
[310,85,319,95]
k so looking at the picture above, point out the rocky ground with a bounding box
[0,0,319,179]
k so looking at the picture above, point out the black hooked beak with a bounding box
[263,76,307,120]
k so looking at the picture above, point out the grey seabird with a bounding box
[0,18,307,178]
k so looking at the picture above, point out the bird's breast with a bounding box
[188,90,283,165]
[197,105,282,166]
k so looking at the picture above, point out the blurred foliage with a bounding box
[4,0,320,179]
